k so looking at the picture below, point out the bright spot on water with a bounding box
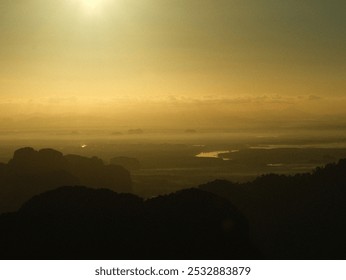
[81,144,88,148]
[195,150,230,159]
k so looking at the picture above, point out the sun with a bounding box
[77,0,110,15]
[83,0,101,9]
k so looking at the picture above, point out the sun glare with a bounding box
[77,0,110,15]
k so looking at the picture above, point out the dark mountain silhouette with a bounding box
[0,186,258,259]
[1,147,345,259]
[110,156,141,171]
[199,159,346,259]
[143,188,258,259]
[0,147,132,213]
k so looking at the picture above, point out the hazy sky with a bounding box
[1,0,345,128]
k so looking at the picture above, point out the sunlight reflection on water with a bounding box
[195,150,239,160]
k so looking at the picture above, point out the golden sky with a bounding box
[0,0,345,129]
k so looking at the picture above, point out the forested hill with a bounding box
[0,153,345,259]
[199,159,346,259]
[0,186,259,259]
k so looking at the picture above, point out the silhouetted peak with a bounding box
[65,154,104,167]
[110,157,141,170]
[200,179,238,189]
[146,187,238,208]
[11,147,64,164]
[150,187,230,205]
[38,148,63,159]
[252,173,286,185]
[9,147,66,172]
[145,188,244,227]
[12,147,37,162]
[199,180,244,201]
[0,184,258,259]
[19,186,142,218]
[0,147,133,213]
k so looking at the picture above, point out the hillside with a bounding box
[0,186,258,259]
[0,147,132,213]
[200,159,346,259]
